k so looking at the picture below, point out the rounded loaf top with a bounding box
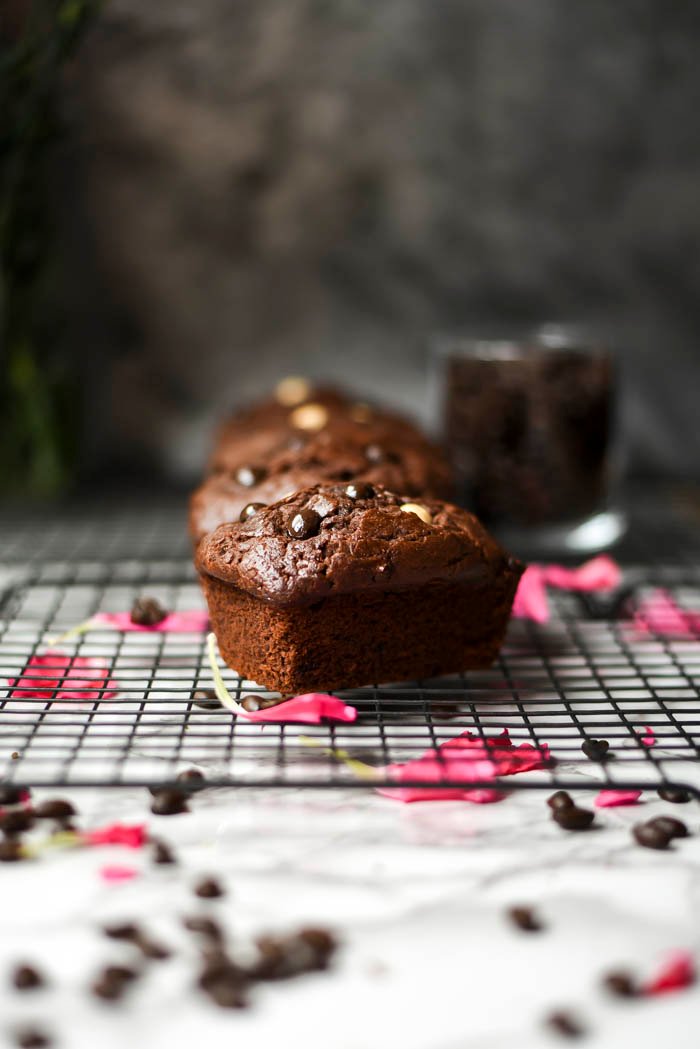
[195,483,523,606]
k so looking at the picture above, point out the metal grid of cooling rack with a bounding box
[1,558,700,795]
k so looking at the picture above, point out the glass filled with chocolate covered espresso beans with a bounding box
[433,325,626,556]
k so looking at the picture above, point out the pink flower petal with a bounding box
[7,652,119,701]
[238,693,358,724]
[637,726,656,747]
[92,610,209,633]
[595,789,643,808]
[99,864,139,883]
[84,823,148,849]
[541,555,622,592]
[644,951,695,996]
[512,566,550,623]
[630,591,700,639]
[377,729,551,803]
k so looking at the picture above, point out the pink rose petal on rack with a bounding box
[99,864,139,883]
[7,652,118,701]
[637,726,656,747]
[644,951,695,996]
[92,610,209,633]
[377,729,551,803]
[541,555,622,592]
[84,823,148,849]
[512,566,550,623]
[239,693,357,724]
[630,590,700,639]
[595,789,642,808]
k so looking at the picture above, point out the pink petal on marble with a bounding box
[92,610,209,633]
[377,729,551,803]
[7,652,119,701]
[99,864,139,883]
[512,566,550,623]
[239,693,357,724]
[541,555,622,592]
[644,951,696,995]
[84,823,148,849]
[594,789,643,808]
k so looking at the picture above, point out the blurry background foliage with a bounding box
[0,0,100,498]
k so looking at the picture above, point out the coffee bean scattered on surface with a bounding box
[552,806,595,831]
[647,815,688,839]
[192,689,220,710]
[150,789,189,816]
[546,1010,585,1039]
[176,768,206,790]
[633,822,672,850]
[91,963,138,1001]
[183,916,224,942]
[581,739,610,762]
[103,922,140,942]
[12,965,44,991]
[547,791,574,812]
[195,877,225,899]
[136,937,171,961]
[657,787,692,804]
[602,970,638,997]
[0,785,27,805]
[130,596,168,626]
[507,906,543,932]
[240,694,278,712]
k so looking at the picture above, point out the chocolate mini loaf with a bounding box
[196,483,523,693]
[190,426,454,543]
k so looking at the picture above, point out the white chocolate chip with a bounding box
[289,402,329,431]
[400,502,433,524]
[275,376,312,406]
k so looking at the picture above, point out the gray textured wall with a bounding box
[70,0,700,480]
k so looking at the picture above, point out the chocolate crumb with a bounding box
[130,596,168,627]
[152,839,177,865]
[150,789,189,816]
[12,964,45,991]
[546,1010,585,1039]
[602,970,638,997]
[14,1028,51,1048]
[0,809,35,837]
[176,768,206,791]
[103,922,140,942]
[194,877,225,899]
[33,799,75,822]
[183,915,224,941]
[507,906,543,932]
[0,784,27,805]
[547,791,574,812]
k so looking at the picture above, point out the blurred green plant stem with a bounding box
[1,0,99,497]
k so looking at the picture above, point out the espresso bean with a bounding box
[151,789,189,816]
[633,822,672,850]
[507,906,543,932]
[647,815,688,839]
[103,965,138,983]
[12,965,44,990]
[658,787,692,804]
[235,465,266,488]
[602,970,638,997]
[581,739,610,762]
[344,482,374,500]
[547,791,574,812]
[240,694,278,712]
[0,840,24,862]
[553,806,595,831]
[152,839,177,865]
[137,937,171,960]
[14,1028,51,1048]
[192,689,220,710]
[130,596,168,626]
[287,508,321,540]
[0,810,35,836]
[239,502,266,523]
[297,927,337,957]
[202,977,249,1009]
[92,975,126,1001]
[194,877,225,899]
[33,799,75,821]
[176,768,206,791]
[546,1010,585,1039]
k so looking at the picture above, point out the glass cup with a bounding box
[433,325,626,557]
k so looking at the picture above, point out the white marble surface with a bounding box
[1,772,699,1049]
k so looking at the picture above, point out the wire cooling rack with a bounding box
[1,552,700,796]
